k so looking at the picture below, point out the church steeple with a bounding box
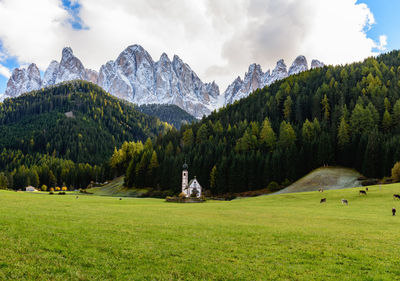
[182,162,189,196]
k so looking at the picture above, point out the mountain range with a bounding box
[1,45,323,118]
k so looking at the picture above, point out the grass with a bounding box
[88,176,148,197]
[1,184,400,280]
[277,166,362,194]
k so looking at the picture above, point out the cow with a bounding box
[393,194,400,200]
[359,190,367,195]
[393,207,397,216]
[341,199,348,205]
[76,196,79,199]
[366,187,369,191]
[320,198,326,203]
[318,188,324,193]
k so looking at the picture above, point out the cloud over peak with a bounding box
[0,0,387,90]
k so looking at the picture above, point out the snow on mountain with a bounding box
[224,56,324,105]
[3,63,42,99]
[98,45,219,118]
[311,59,325,69]
[288,55,308,76]
[3,44,323,117]
[55,47,88,84]
[224,64,265,105]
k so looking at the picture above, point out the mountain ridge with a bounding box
[1,45,324,117]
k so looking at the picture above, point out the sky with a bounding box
[0,0,398,94]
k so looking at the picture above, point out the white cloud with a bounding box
[0,0,387,92]
[0,64,11,78]
[375,35,388,51]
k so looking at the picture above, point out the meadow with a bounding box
[1,184,400,280]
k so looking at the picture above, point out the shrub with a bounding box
[190,188,199,198]
[55,186,60,191]
[267,181,280,192]
[49,187,54,192]
[392,162,400,182]
[41,185,48,191]
[61,186,68,191]
[203,190,212,197]
[281,178,292,187]
[178,192,186,199]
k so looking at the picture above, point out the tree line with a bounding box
[118,50,400,195]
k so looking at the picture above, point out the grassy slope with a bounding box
[88,177,148,197]
[276,166,362,194]
[1,184,400,280]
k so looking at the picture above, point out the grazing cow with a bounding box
[359,190,367,195]
[318,188,324,193]
[341,199,348,205]
[119,198,122,200]
[393,194,400,200]
[392,207,396,216]
[366,187,369,191]
[76,196,79,199]
[320,198,326,203]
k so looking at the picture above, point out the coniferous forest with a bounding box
[2,51,400,194]
[0,81,170,189]
[118,50,400,195]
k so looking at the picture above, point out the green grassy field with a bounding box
[1,184,400,280]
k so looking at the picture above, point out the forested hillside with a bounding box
[0,81,170,189]
[136,104,196,129]
[116,50,400,195]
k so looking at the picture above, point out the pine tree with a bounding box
[321,94,330,121]
[259,118,276,151]
[283,96,293,121]
[337,117,350,148]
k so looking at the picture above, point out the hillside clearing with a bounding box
[276,166,362,194]
[88,177,148,197]
[0,184,400,280]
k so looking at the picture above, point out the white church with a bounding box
[182,163,202,197]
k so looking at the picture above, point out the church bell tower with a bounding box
[182,162,189,196]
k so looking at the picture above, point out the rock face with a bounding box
[224,64,265,105]
[55,47,88,84]
[288,55,308,76]
[3,45,324,116]
[311,59,325,69]
[268,59,288,85]
[224,56,323,105]
[43,60,60,87]
[98,45,219,118]
[4,63,42,98]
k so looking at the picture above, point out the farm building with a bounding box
[25,186,37,192]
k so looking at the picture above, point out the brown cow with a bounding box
[320,198,326,203]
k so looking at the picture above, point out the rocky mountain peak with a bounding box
[3,44,324,118]
[288,55,308,76]
[56,47,87,84]
[61,47,74,62]
[159,52,170,63]
[311,59,324,69]
[268,59,288,85]
[4,63,42,98]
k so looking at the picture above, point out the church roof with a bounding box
[188,178,201,188]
